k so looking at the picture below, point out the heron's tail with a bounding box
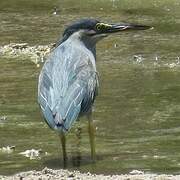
[53,82,86,132]
[39,104,57,130]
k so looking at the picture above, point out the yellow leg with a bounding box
[87,113,96,161]
[59,132,67,167]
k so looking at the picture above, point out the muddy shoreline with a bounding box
[0,168,180,180]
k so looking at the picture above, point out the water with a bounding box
[0,0,180,175]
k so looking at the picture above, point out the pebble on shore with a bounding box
[0,167,180,180]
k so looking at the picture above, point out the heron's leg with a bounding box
[59,132,67,166]
[72,126,82,167]
[87,112,96,161]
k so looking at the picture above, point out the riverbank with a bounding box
[0,168,180,180]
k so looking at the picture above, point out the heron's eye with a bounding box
[96,23,102,31]
[95,23,112,31]
[96,23,106,31]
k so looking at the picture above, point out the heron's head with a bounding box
[62,19,151,45]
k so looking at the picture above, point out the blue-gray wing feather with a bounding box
[38,44,98,132]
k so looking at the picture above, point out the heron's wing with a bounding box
[59,65,98,131]
[38,45,98,132]
[38,55,57,129]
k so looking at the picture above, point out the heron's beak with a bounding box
[106,23,152,33]
[95,22,152,35]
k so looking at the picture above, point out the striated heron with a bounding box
[38,19,151,163]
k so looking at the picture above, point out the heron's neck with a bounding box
[83,40,96,59]
[68,32,97,59]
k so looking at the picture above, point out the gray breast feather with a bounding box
[38,43,98,132]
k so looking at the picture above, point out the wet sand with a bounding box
[0,168,180,180]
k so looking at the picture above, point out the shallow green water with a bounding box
[0,0,180,175]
